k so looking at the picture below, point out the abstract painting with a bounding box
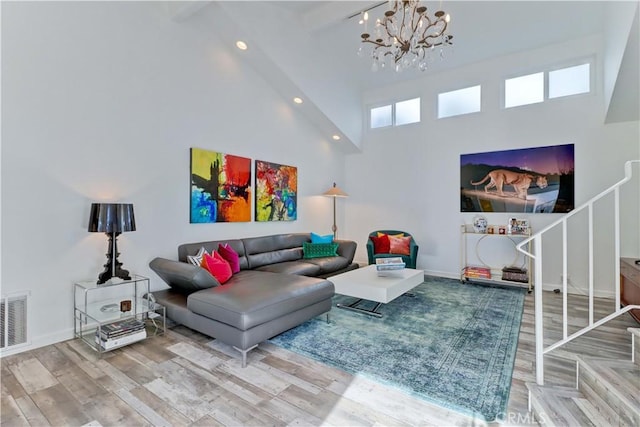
[255,160,297,222]
[190,148,251,223]
[461,144,574,213]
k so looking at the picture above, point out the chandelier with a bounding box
[358,1,453,72]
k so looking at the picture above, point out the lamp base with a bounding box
[97,269,131,285]
[96,232,132,285]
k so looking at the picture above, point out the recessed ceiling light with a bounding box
[236,41,248,50]
[332,135,341,141]
[293,97,303,104]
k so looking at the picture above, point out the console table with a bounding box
[620,257,640,323]
[460,224,532,292]
[74,275,165,354]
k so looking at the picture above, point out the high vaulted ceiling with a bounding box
[170,1,639,150]
[278,0,609,90]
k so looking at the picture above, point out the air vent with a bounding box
[1,292,29,350]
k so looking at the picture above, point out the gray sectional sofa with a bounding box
[149,233,358,366]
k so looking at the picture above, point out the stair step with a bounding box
[527,383,609,427]
[577,356,640,426]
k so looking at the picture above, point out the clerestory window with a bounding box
[370,98,421,129]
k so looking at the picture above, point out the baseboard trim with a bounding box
[0,328,74,358]
[421,268,617,299]
[423,269,459,280]
[541,282,616,299]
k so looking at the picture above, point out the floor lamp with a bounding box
[322,183,348,239]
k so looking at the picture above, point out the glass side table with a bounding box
[74,274,165,355]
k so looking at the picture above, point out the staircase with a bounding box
[515,160,640,426]
[527,327,640,426]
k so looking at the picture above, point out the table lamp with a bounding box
[88,203,136,284]
[322,183,348,239]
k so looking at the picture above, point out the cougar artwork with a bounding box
[471,169,548,200]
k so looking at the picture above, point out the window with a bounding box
[369,98,420,128]
[395,98,421,125]
[370,105,393,128]
[549,63,590,99]
[438,85,481,118]
[505,72,544,108]
[504,62,591,109]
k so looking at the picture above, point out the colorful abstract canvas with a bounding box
[190,148,251,223]
[255,160,297,222]
[460,144,575,213]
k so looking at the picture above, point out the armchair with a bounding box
[366,230,419,269]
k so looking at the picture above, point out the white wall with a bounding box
[346,34,640,296]
[1,2,345,352]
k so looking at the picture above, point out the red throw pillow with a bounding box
[370,234,390,254]
[218,243,240,273]
[203,252,232,284]
[389,235,411,256]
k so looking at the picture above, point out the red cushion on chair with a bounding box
[370,234,390,254]
[389,235,411,256]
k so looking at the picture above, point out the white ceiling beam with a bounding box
[165,0,213,22]
[302,1,381,33]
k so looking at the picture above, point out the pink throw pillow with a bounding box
[389,235,411,256]
[203,252,232,284]
[218,243,240,273]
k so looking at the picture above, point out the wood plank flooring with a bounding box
[1,289,638,427]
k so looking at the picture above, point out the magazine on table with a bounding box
[376,257,405,270]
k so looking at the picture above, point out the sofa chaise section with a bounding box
[152,270,333,366]
[149,233,357,366]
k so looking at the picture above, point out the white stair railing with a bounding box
[517,160,640,385]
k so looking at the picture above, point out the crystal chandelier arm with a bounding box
[418,23,450,47]
[362,38,392,49]
[383,15,397,43]
[410,10,423,35]
[416,15,449,47]
[398,5,409,44]
[390,1,400,17]
[417,14,431,37]
[361,18,396,49]
[416,14,435,41]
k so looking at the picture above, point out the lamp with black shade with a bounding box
[88,203,136,285]
[322,183,348,239]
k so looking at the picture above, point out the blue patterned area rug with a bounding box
[269,276,526,422]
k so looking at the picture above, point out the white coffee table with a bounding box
[329,265,424,317]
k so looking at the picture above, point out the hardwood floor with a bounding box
[2,289,637,427]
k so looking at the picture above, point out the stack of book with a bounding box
[464,266,492,279]
[376,257,405,276]
[96,318,146,350]
[501,266,529,283]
